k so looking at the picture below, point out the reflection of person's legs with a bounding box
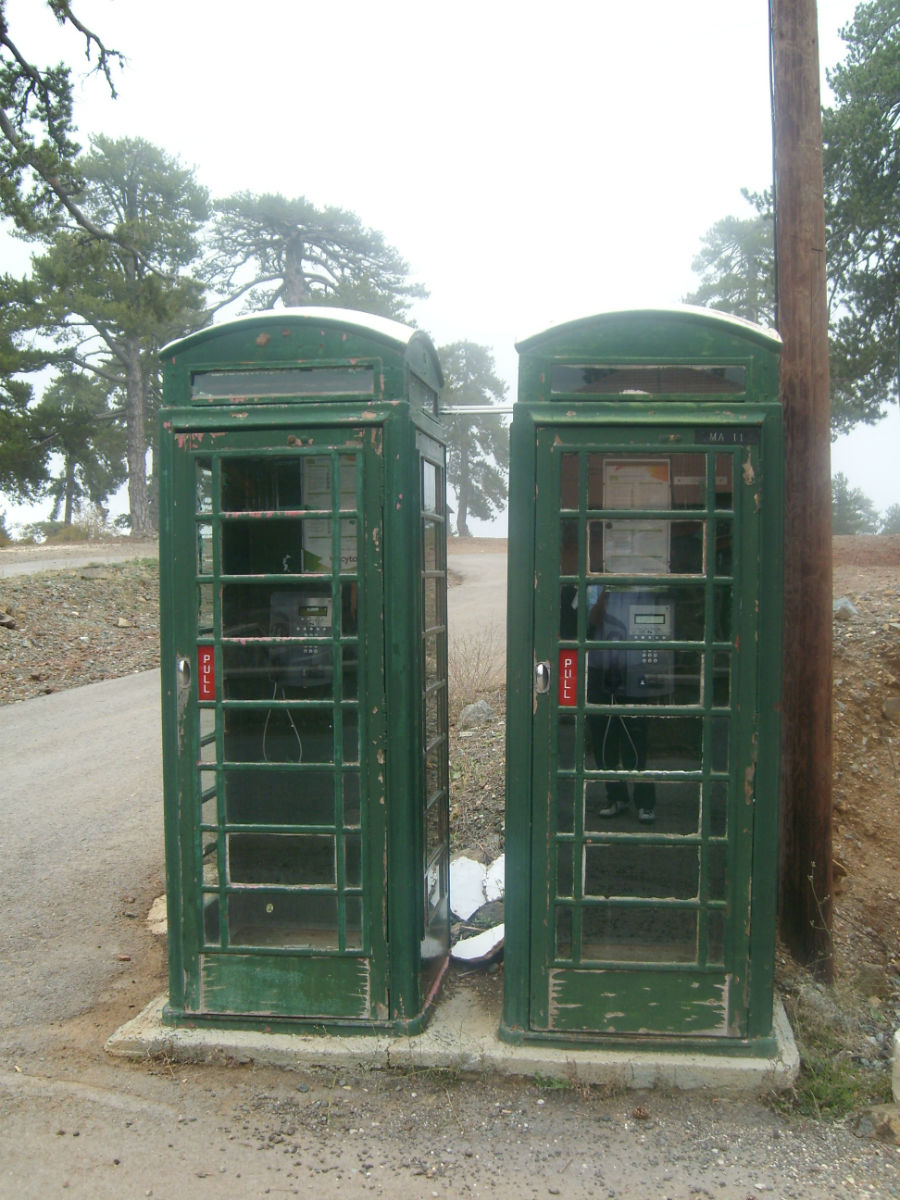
[587,671,629,813]
[623,714,656,818]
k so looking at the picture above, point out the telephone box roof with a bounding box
[516,305,782,353]
[161,306,425,357]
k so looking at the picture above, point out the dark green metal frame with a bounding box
[158,309,448,1034]
[501,309,784,1052]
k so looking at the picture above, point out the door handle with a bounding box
[535,660,551,694]
[176,656,191,689]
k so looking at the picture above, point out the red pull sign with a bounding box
[558,649,578,707]
[198,645,216,700]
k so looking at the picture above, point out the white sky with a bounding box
[2,0,896,532]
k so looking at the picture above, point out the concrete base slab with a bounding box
[107,988,799,1093]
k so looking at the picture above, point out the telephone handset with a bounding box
[269,591,333,687]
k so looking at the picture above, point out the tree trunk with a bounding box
[124,339,153,537]
[64,459,75,526]
[772,0,834,977]
[282,232,310,307]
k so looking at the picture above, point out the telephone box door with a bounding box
[165,425,388,1022]
[529,426,763,1038]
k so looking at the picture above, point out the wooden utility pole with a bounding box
[772,0,834,977]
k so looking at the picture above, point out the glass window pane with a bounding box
[193,367,374,400]
[219,706,332,764]
[714,454,734,510]
[424,631,440,685]
[585,712,703,776]
[203,894,220,944]
[710,717,729,772]
[584,780,700,835]
[197,581,214,633]
[224,767,335,825]
[423,520,439,570]
[422,461,438,513]
[556,907,573,959]
[707,910,725,964]
[196,459,213,513]
[221,456,305,510]
[709,842,727,901]
[228,892,340,949]
[670,453,709,509]
[708,780,728,837]
[425,796,447,856]
[556,844,574,897]
[424,575,441,629]
[228,833,335,885]
[587,518,704,574]
[712,651,730,707]
[713,519,733,576]
[556,776,575,834]
[582,906,698,964]
[343,773,361,826]
[345,897,363,950]
[557,712,577,771]
[345,833,362,888]
[584,844,699,900]
[560,453,579,509]
[551,364,745,396]
[197,522,214,574]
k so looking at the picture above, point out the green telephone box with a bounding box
[158,308,449,1033]
[501,307,784,1051]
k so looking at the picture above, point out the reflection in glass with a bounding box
[425,797,447,857]
[422,461,438,513]
[197,581,214,633]
[423,519,439,570]
[197,522,213,574]
[424,575,441,629]
[195,459,213,514]
[582,906,698,963]
[584,844,699,900]
[424,631,440,684]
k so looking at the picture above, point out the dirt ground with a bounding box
[0,533,898,1198]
